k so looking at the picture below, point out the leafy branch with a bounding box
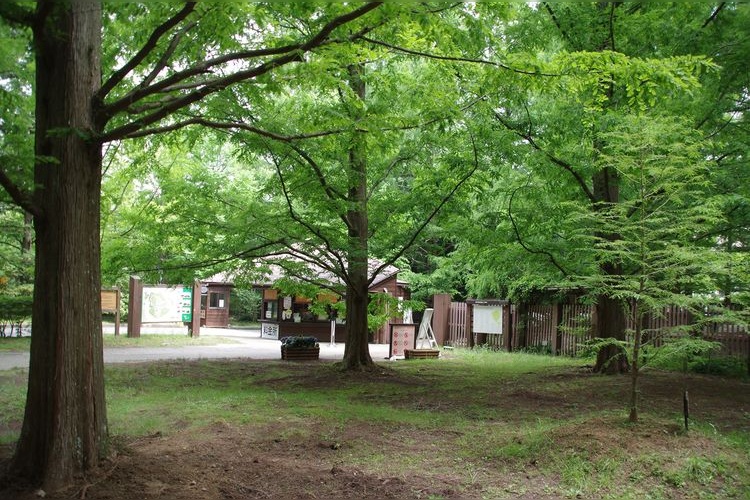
[97,2,384,142]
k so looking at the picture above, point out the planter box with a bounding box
[281,346,320,361]
[404,349,440,360]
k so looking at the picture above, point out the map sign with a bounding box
[472,304,503,334]
[141,286,193,323]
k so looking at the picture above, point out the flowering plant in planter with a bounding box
[280,336,319,348]
[280,336,320,360]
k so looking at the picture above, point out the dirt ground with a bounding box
[1,361,749,499]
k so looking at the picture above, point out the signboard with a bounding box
[261,322,279,340]
[473,304,503,335]
[141,286,193,323]
[389,324,416,359]
[101,289,119,312]
[101,287,121,336]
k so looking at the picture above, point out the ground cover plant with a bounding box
[1,350,749,499]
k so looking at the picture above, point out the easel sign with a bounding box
[389,323,416,359]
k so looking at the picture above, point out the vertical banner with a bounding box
[389,323,416,359]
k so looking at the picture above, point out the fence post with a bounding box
[503,303,512,352]
[127,275,142,338]
[515,302,529,351]
[432,294,451,347]
[551,303,563,356]
[466,302,474,349]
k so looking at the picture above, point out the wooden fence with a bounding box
[442,301,749,359]
[447,301,468,347]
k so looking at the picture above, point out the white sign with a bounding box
[472,304,503,334]
[261,322,279,340]
[389,324,416,359]
[142,286,193,323]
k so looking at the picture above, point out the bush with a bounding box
[0,293,33,337]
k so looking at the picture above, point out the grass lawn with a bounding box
[1,349,748,499]
[0,333,237,352]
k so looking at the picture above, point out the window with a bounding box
[209,292,226,309]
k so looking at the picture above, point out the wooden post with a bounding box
[551,303,563,356]
[503,303,512,352]
[127,275,142,338]
[190,279,201,337]
[432,294,451,347]
[515,302,529,352]
[466,302,474,349]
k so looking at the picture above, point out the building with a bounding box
[200,273,234,328]
[257,261,409,344]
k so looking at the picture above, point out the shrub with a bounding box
[0,293,33,337]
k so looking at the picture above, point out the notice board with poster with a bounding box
[389,323,416,359]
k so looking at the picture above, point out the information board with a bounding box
[472,304,503,334]
[389,324,416,359]
[101,289,119,312]
[141,286,193,323]
[261,322,279,340]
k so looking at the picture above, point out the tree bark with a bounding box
[594,291,630,374]
[341,63,373,370]
[12,0,108,490]
[591,166,630,374]
[19,211,34,283]
[343,265,373,369]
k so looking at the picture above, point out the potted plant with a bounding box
[280,335,320,361]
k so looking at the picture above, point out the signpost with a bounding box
[101,287,121,336]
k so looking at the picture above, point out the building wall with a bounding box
[202,284,232,327]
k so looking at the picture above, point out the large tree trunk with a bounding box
[593,292,629,373]
[341,63,373,370]
[591,166,630,374]
[343,260,373,370]
[12,0,108,490]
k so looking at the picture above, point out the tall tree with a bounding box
[416,2,745,372]
[0,1,384,490]
[571,115,724,419]
[225,40,482,370]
